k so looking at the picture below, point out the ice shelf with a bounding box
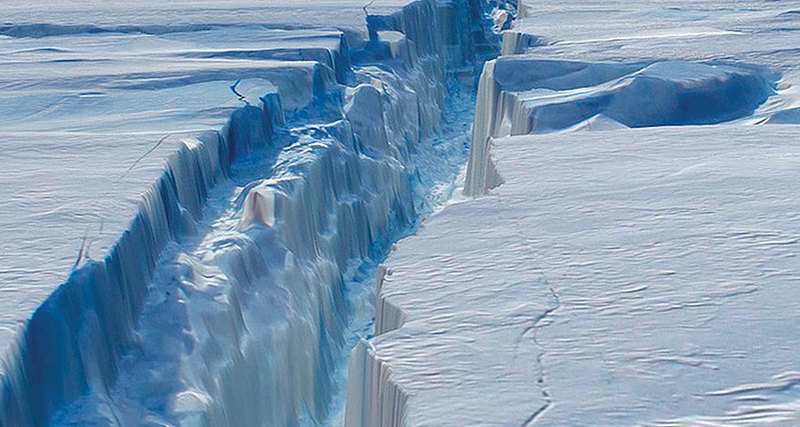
[0,0,502,425]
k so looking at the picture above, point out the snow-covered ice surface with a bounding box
[0,0,500,425]
[347,1,800,426]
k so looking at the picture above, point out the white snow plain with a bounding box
[0,0,500,425]
[348,1,800,425]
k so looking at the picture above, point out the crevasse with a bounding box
[0,1,501,426]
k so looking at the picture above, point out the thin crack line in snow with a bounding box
[230,79,246,102]
[521,404,549,427]
[363,0,376,17]
[122,133,171,177]
[521,284,561,426]
[74,132,171,268]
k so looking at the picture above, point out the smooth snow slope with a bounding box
[0,0,498,425]
[347,1,800,425]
